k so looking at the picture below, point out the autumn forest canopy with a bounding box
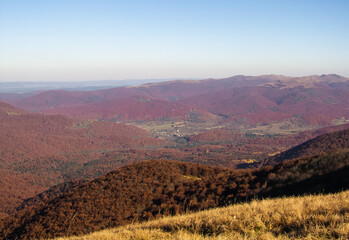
[0,75,349,239]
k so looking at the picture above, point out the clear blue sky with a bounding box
[0,0,348,82]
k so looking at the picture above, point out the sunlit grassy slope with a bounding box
[53,190,349,240]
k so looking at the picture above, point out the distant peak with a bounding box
[321,74,342,78]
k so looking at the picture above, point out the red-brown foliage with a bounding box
[188,129,238,142]
[1,149,348,240]
[4,75,348,126]
[260,128,349,167]
[5,75,272,112]
[42,96,217,122]
[0,102,164,218]
[178,85,349,125]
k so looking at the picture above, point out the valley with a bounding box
[2,1,349,239]
[0,75,348,239]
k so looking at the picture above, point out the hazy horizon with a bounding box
[1,0,349,82]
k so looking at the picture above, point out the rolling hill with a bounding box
[2,74,348,127]
[178,85,349,125]
[42,95,218,122]
[1,99,348,219]
[260,128,349,167]
[51,190,349,240]
[2,75,272,112]
[1,147,348,239]
[0,102,164,219]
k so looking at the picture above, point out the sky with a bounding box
[0,0,348,82]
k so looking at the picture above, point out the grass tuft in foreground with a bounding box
[53,190,349,240]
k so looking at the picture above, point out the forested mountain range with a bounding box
[1,74,348,127]
[0,75,348,239]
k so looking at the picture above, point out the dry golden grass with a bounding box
[53,190,349,240]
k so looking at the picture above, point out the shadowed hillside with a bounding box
[51,190,349,240]
[260,128,349,167]
[1,148,348,239]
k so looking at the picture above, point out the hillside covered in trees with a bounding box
[1,99,349,221]
[3,97,348,220]
[50,190,349,240]
[260,128,349,167]
[2,74,348,127]
[0,102,164,218]
[1,147,348,239]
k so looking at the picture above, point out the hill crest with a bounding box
[1,146,348,239]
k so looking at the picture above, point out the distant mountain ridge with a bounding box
[0,79,175,93]
[1,74,348,126]
[42,95,218,122]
